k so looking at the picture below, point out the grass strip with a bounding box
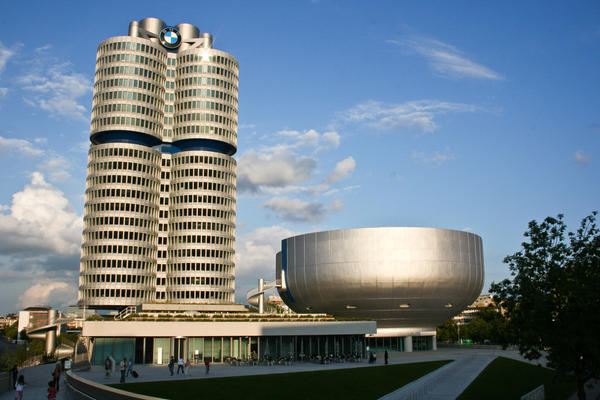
[458,356,576,400]
[113,360,450,400]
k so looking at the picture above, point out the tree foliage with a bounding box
[3,322,18,341]
[491,212,600,400]
[436,319,458,342]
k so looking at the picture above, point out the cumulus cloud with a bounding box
[0,136,44,156]
[574,150,589,165]
[389,36,503,80]
[234,225,297,303]
[412,147,455,164]
[19,63,92,121]
[237,150,317,193]
[17,280,77,310]
[261,197,343,222]
[326,157,356,183]
[0,172,82,256]
[338,100,477,133]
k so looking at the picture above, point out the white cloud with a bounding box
[0,87,7,97]
[412,147,455,164]
[237,149,317,193]
[574,150,589,164]
[17,280,76,310]
[0,172,82,256]
[234,225,297,304]
[37,155,72,182]
[276,129,340,151]
[0,136,44,156]
[261,197,343,222]
[0,42,16,75]
[390,36,503,80]
[339,100,477,133]
[326,156,356,183]
[19,63,92,121]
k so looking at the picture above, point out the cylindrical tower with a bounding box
[78,19,238,309]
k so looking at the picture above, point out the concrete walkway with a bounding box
[0,348,552,400]
[0,362,66,400]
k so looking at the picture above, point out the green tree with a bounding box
[436,319,458,343]
[491,212,600,400]
[3,322,18,341]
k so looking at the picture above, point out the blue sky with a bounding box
[0,1,598,315]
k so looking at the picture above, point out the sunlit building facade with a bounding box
[78,18,239,308]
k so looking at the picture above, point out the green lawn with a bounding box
[458,357,576,400]
[112,360,450,400]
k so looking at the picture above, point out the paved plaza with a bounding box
[0,348,557,400]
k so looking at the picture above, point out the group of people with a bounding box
[104,356,136,382]
[368,350,390,364]
[168,356,197,375]
[10,361,62,400]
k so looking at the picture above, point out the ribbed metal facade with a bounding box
[277,227,484,330]
[79,18,238,308]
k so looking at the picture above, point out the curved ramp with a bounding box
[246,279,281,311]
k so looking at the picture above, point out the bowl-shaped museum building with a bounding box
[276,227,484,350]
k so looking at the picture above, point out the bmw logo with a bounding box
[160,27,181,49]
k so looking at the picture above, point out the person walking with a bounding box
[126,359,133,377]
[47,380,57,400]
[384,350,389,365]
[168,356,175,376]
[119,358,127,383]
[177,357,185,375]
[14,375,25,400]
[185,358,191,375]
[52,362,62,391]
[11,365,18,388]
[105,356,112,377]
[204,359,210,375]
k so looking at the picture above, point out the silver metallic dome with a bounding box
[276,227,484,330]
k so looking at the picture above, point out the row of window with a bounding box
[92,102,160,121]
[85,230,153,243]
[82,273,153,285]
[170,234,233,247]
[87,188,159,203]
[173,124,236,141]
[169,290,231,301]
[175,111,236,129]
[168,262,233,273]
[88,160,160,175]
[91,115,161,135]
[83,244,156,257]
[91,146,159,161]
[85,215,156,229]
[85,202,156,216]
[96,77,164,97]
[81,288,153,300]
[93,89,162,107]
[88,173,159,189]
[172,154,234,168]
[176,100,237,116]
[169,248,234,260]
[82,259,154,270]
[169,276,232,288]
[177,75,238,93]
[168,208,235,225]
[96,65,163,84]
[98,40,166,61]
[177,52,238,72]
[177,63,238,82]
[97,52,165,73]
[175,78,238,98]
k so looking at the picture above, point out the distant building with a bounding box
[0,316,17,330]
[453,294,496,326]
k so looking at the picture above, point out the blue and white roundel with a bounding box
[160,27,181,49]
[164,31,178,45]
